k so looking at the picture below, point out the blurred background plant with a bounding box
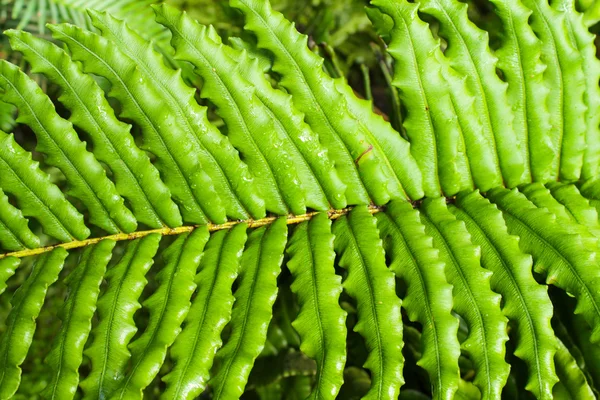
[0,0,162,36]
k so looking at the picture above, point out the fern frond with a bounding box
[113,228,209,399]
[415,0,526,188]
[0,187,38,252]
[488,0,553,182]
[0,60,136,234]
[228,39,348,211]
[488,187,600,343]
[519,182,598,248]
[80,234,161,399]
[41,240,115,400]
[86,10,264,221]
[382,0,514,193]
[554,292,600,390]
[452,190,558,398]
[369,0,472,197]
[0,101,16,135]
[377,201,460,400]
[0,130,87,243]
[161,223,247,399]
[555,0,600,181]
[155,4,333,215]
[545,182,600,238]
[228,36,273,72]
[230,0,424,205]
[209,218,287,399]
[420,198,509,399]
[330,77,423,201]
[5,29,182,229]
[579,178,600,216]
[0,0,597,397]
[519,0,587,181]
[0,257,18,296]
[333,206,403,399]
[47,23,221,225]
[552,338,595,399]
[286,213,346,399]
[0,248,67,399]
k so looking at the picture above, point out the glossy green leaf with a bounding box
[0,257,19,296]
[370,0,473,197]
[519,0,587,181]
[415,0,526,188]
[579,178,600,216]
[0,61,135,234]
[552,338,595,399]
[287,213,346,399]
[554,0,600,181]
[162,224,248,400]
[549,182,598,216]
[155,5,357,214]
[377,202,460,400]
[546,182,600,238]
[420,198,509,399]
[489,0,553,182]
[0,248,67,399]
[88,11,264,221]
[579,0,600,25]
[488,187,600,343]
[0,188,38,252]
[333,206,403,399]
[452,190,558,399]
[518,183,600,247]
[0,130,87,243]
[48,23,221,225]
[210,218,287,399]
[80,234,161,400]
[230,42,348,211]
[0,1,597,398]
[156,5,304,215]
[112,228,209,399]
[553,293,600,390]
[42,240,115,400]
[6,29,182,229]
[230,0,424,204]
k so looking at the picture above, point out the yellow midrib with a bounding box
[0,205,383,259]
